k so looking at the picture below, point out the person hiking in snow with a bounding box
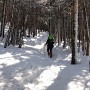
[45,35,54,58]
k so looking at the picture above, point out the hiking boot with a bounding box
[48,51,50,56]
[50,52,52,58]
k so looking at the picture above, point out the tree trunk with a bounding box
[71,0,78,64]
[0,0,7,37]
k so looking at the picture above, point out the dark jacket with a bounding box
[46,39,54,48]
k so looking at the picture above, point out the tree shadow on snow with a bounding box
[46,52,90,90]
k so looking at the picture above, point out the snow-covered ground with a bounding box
[0,32,90,90]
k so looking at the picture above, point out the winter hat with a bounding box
[48,35,53,40]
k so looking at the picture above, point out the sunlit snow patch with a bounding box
[24,65,66,90]
[0,52,20,66]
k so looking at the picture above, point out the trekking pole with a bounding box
[43,44,46,54]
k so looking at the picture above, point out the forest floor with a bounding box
[0,32,90,90]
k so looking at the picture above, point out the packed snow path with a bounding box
[0,32,90,90]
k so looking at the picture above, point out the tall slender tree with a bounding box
[71,0,78,64]
[0,0,7,37]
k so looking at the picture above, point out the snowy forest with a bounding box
[0,0,90,90]
[0,0,90,63]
